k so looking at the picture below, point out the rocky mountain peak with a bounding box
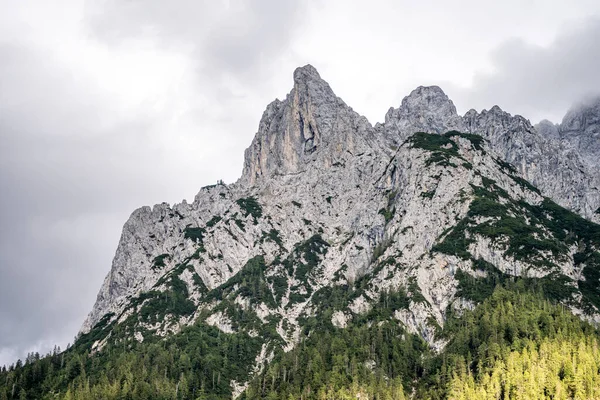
[557,96,600,165]
[241,65,374,187]
[292,64,322,84]
[81,66,600,338]
[402,85,453,108]
[561,96,600,131]
[536,119,560,140]
[381,85,465,141]
[463,105,535,141]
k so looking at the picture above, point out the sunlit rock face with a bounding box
[81,65,600,363]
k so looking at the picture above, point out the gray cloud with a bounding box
[0,43,156,365]
[446,18,600,123]
[86,0,309,82]
[0,1,309,366]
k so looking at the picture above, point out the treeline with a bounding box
[0,324,262,400]
[1,285,599,399]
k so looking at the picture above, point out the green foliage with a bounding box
[4,281,600,400]
[4,144,600,400]
[436,182,585,266]
[420,189,436,199]
[455,259,576,305]
[409,132,458,157]
[495,155,542,194]
[371,237,392,262]
[151,253,170,270]
[74,312,115,351]
[407,131,484,167]
[207,256,277,309]
[576,250,600,312]
[433,175,600,310]
[134,274,197,325]
[183,225,206,244]
[267,272,288,303]
[261,229,283,248]
[378,207,394,223]
[511,173,541,194]
[445,130,486,152]
[268,236,331,308]
[495,157,518,174]
[291,200,302,208]
[234,218,245,232]
[286,235,329,282]
[243,288,425,400]
[431,218,473,260]
[409,132,459,167]
[1,322,263,399]
[418,287,600,399]
[206,215,222,228]
[236,197,263,223]
[378,190,397,224]
[407,277,427,304]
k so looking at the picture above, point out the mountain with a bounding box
[380,87,600,223]
[2,65,600,399]
[538,96,600,167]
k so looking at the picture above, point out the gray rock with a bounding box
[377,85,465,141]
[558,97,600,166]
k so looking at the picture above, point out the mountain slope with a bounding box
[2,65,600,399]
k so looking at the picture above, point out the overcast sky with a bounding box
[1,0,600,366]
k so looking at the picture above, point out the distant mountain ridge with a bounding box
[537,96,600,167]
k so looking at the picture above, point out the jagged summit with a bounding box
[380,85,465,139]
[292,64,322,83]
[536,119,560,139]
[241,65,374,186]
[557,96,600,165]
[399,85,456,113]
[562,96,600,127]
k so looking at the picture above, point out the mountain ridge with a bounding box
[81,64,600,338]
[3,65,600,399]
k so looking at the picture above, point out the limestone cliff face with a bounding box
[241,65,376,186]
[80,65,600,362]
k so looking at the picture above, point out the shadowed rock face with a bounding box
[81,65,600,366]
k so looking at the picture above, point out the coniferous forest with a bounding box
[2,281,599,399]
